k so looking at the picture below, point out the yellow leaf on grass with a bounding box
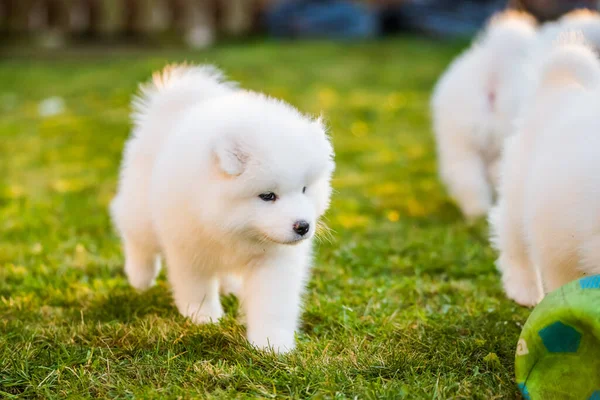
[73,243,88,268]
[405,145,426,160]
[372,182,402,196]
[6,185,25,199]
[31,243,43,254]
[317,88,338,109]
[384,92,407,112]
[336,213,370,229]
[348,91,372,108]
[351,121,369,137]
[405,197,427,217]
[6,264,27,277]
[51,179,89,194]
[387,210,400,222]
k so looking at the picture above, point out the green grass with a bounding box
[0,39,529,399]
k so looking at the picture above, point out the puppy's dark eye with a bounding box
[259,192,277,202]
[302,186,307,194]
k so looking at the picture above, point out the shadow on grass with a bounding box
[82,284,241,324]
[81,284,175,323]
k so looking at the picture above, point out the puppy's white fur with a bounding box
[496,10,600,138]
[431,11,537,219]
[531,10,600,64]
[111,65,335,353]
[490,35,600,306]
[559,9,600,50]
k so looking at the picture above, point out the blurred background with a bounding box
[1,0,599,50]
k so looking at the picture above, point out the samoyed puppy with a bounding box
[531,9,600,60]
[490,34,600,306]
[558,9,600,49]
[431,11,537,219]
[110,65,335,353]
[493,9,600,140]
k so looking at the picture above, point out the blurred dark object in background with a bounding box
[509,0,597,21]
[262,0,507,39]
[265,0,378,39]
[377,0,599,37]
[1,0,599,48]
[377,0,508,37]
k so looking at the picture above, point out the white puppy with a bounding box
[110,65,335,353]
[490,35,600,306]
[431,11,537,219]
[559,9,600,49]
[532,10,600,60]
[494,10,600,138]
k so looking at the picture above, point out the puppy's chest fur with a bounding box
[178,233,281,273]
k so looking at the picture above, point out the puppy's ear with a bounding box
[213,137,249,176]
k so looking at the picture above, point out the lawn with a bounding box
[0,39,529,399]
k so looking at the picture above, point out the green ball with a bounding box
[516,276,600,400]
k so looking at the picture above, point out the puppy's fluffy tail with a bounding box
[131,64,236,129]
[536,32,600,92]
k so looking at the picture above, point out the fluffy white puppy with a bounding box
[110,65,335,353]
[558,9,600,49]
[431,11,537,219]
[532,10,600,60]
[490,35,600,306]
[495,10,600,139]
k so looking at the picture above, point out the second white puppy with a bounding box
[111,65,335,353]
[431,11,537,219]
[490,35,600,306]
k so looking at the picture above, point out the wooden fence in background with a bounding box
[0,0,258,46]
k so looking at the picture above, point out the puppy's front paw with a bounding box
[178,302,224,325]
[502,271,543,307]
[248,328,296,354]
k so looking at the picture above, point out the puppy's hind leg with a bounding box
[438,140,492,220]
[123,237,161,291]
[111,182,160,291]
[165,249,223,324]
[490,206,543,306]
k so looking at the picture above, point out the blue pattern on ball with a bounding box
[580,276,600,289]
[518,383,531,400]
[538,321,581,353]
[590,391,600,400]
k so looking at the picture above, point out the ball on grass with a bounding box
[515,276,600,399]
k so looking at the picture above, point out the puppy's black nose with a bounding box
[293,220,310,236]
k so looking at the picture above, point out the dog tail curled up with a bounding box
[537,32,600,91]
[131,64,237,134]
